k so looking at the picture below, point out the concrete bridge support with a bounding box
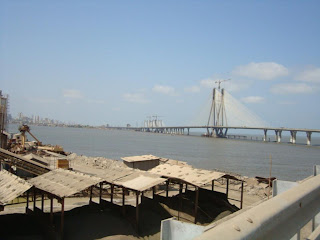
[263,129,268,142]
[187,128,190,135]
[290,130,297,144]
[275,130,282,143]
[307,131,312,146]
[213,127,228,138]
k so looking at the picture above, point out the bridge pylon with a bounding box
[207,88,228,138]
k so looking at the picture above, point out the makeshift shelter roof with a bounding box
[120,175,166,192]
[72,163,166,192]
[149,163,239,187]
[97,167,165,192]
[0,170,32,206]
[28,168,103,198]
[159,158,189,166]
[121,155,160,163]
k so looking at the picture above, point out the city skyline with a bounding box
[1,1,320,128]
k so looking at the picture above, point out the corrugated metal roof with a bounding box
[121,155,160,163]
[148,164,229,187]
[120,175,166,192]
[0,170,32,206]
[72,163,165,192]
[159,158,189,166]
[97,167,165,191]
[24,153,50,165]
[27,168,103,198]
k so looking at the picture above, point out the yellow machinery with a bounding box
[19,124,42,147]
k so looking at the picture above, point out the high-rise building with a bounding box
[0,90,9,148]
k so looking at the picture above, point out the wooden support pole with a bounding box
[60,198,65,239]
[50,196,53,225]
[212,180,214,191]
[166,180,169,198]
[122,187,126,216]
[226,177,229,198]
[99,182,102,205]
[194,187,199,224]
[33,188,36,211]
[89,186,93,204]
[152,186,155,199]
[26,190,29,213]
[185,184,188,191]
[179,183,183,220]
[111,184,114,203]
[41,193,44,212]
[136,191,140,232]
[240,181,244,209]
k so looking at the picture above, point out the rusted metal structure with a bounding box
[0,148,50,175]
[0,170,32,211]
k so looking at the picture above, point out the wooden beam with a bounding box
[136,191,140,232]
[50,196,53,225]
[99,182,102,205]
[179,183,183,220]
[122,187,126,216]
[26,189,29,213]
[60,198,65,239]
[240,181,244,209]
[33,188,36,211]
[141,191,144,203]
[152,186,155,199]
[166,180,169,198]
[226,177,229,198]
[41,193,44,212]
[111,184,114,203]
[89,186,93,204]
[194,187,199,224]
[212,180,214,191]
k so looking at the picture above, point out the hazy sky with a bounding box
[1,1,320,128]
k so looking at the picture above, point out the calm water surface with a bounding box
[9,124,320,181]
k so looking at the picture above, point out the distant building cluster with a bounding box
[11,112,65,126]
[9,112,97,129]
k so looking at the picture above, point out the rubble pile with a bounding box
[67,153,126,170]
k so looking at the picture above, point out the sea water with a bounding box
[8,124,320,181]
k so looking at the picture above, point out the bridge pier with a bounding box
[307,131,312,146]
[187,128,190,135]
[275,130,282,143]
[290,130,297,144]
[214,127,228,138]
[263,129,268,142]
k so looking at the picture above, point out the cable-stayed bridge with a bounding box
[108,87,320,146]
